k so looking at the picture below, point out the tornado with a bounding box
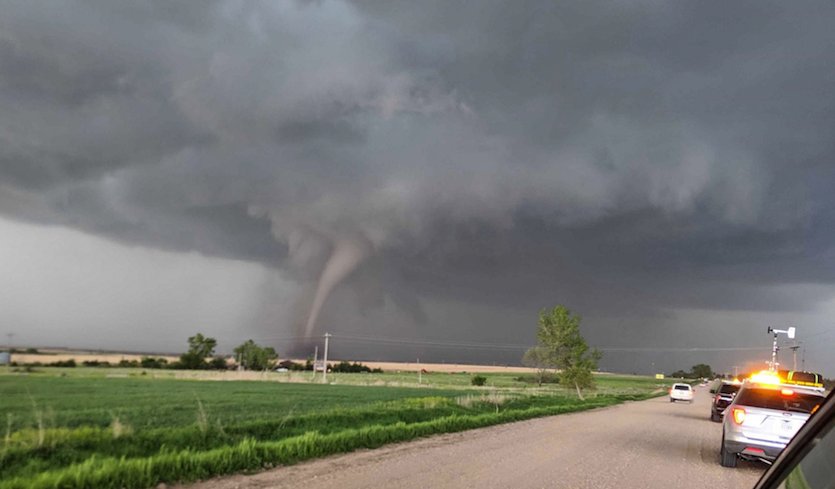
[304,233,372,337]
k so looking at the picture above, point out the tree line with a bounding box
[670,363,714,379]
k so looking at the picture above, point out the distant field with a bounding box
[11,350,536,374]
[0,368,670,489]
[3,364,669,393]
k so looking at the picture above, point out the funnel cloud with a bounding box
[304,233,373,337]
[1,1,834,375]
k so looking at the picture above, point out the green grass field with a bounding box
[0,368,670,489]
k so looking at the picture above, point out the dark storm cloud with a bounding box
[2,0,835,365]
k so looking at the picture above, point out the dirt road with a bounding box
[182,386,765,489]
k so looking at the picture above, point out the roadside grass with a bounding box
[0,369,669,489]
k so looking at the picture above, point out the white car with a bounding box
[670,383,694,403]
[720,377,825,467]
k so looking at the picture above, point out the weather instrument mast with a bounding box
[767,326,795,372]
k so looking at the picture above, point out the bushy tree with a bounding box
[531,305,601,399]
[522,346,552,386]
[233,340,278,371]
[670,364,714,379]
[208,356,229,370]
[691,363,713,379]
[178,333,218,370]
[140,357,168,369]
[188,334,217,358]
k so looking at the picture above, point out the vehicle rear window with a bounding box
[674,385,690,390]
[718,384,740,395]
[735,388,822,413]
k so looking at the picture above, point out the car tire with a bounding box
[711,412,720,422]
[670,398,675,403]
[720,433,738,468]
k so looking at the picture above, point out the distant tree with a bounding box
[50,359,76,368]
[533,305,601,400]
[330,361,375,373]
[278,360,307,371]
[188,334,217,358]
[691,364,713,379]
[82,360,110,367]
[522,346,552,386]
[140,357,168,369]
[179,333,218,370]
[208,356,229,370]
[669,364,713,379]
[233,340,278,371]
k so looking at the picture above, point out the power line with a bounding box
[596,346,765,352]
[211,331,770,357]
[802,329,835,340]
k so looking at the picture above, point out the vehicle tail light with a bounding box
[781,388,794,396]
[732,407,746,425]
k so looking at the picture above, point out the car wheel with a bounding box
[710,412,720,422]
[720,433,738,468]
[670,398,675,403]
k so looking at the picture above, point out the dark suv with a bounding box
[711,381,741,422]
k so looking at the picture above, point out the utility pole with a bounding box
[732,365,739,378]
[789,344,801,371]
[322,333,331,384]
[311,345,318,381]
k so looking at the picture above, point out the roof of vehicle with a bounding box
[717,383,740,393]
[671,382,692,388]
[778,369,825,390]
[745,370,827,395]
[740,379,826,398]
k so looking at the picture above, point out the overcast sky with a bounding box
[1,1,833,375]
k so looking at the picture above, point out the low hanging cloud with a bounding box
[1,1,835,365]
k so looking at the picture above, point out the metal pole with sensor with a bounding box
[767,326,795,372]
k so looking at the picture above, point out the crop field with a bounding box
[5,365,670,393]
[0,368,670,489]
